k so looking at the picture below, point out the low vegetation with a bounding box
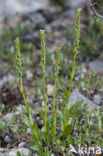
[14,8,103,155]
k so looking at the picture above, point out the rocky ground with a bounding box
[0,0,103,155]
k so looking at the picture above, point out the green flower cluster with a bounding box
[15,38,22,78]
[40,30,46,73]
[74,8,81,54]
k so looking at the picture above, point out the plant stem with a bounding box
[20,78,33,126]
[15,37,33,127]
[52,76,57,143]
[52,47,61,143]
[40,30,47,131]
[65,8,81,126]
[65,52,77,125]
[53,47,61,111]
[43,70,47,131]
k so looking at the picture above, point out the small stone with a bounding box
[9,148,29,156]
[8,151,16,156]
[3,113,14,122]
[93,94,102,105]
[0,147,29,156]
[0,148,9,156]
[89,60,103,73]
[27,128,31,134]
[70,89,97,108]
[0,74,15,89]
[45,24,52,33]
[29,12,46,25]
[51,20,66,29]
[69,0,86,8]
[0,148,5,152]
[0,77,7,88]
[36,68,42,77]
[48,104,52,110]
[18,142,26,148]
[47,84,54,96]
[0,153,6,156]
[82,67,87,73]
[26,71,33,80]
[4,136,11,144]
[17,148,29,156]
[36,116,40,120]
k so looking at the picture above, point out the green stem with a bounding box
[65,52,77,125]
[65,8,81,127]
[52,78,57,143]
[52,47,61,143]
[40,30,47,132]
[15,37,33,127]
[53,79,57,112]
[53,110,57,143]
[43,70,47,131]
[20,78,33,126]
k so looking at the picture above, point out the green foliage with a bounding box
[0,21,36,72]
[14,8,102,154]
[16,151,31,156]
[0,5,103,155]
[97,0,103,7]
[15,8,82,155]
[1,21,36,40]
[73,102,103,147]
[80,18,103,56]
[77,72,95,91]
[49,0,68,8]
[0,120,8,131]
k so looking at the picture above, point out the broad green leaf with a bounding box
[16,151,21,156]
[42,131,51,145]
[44,147,52,156]
[31,124,41,142]
[20,113,31,127]
[63,124,73,137]
[57,110,64,121]
[31,144,41,153]
[60,124,73,140]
